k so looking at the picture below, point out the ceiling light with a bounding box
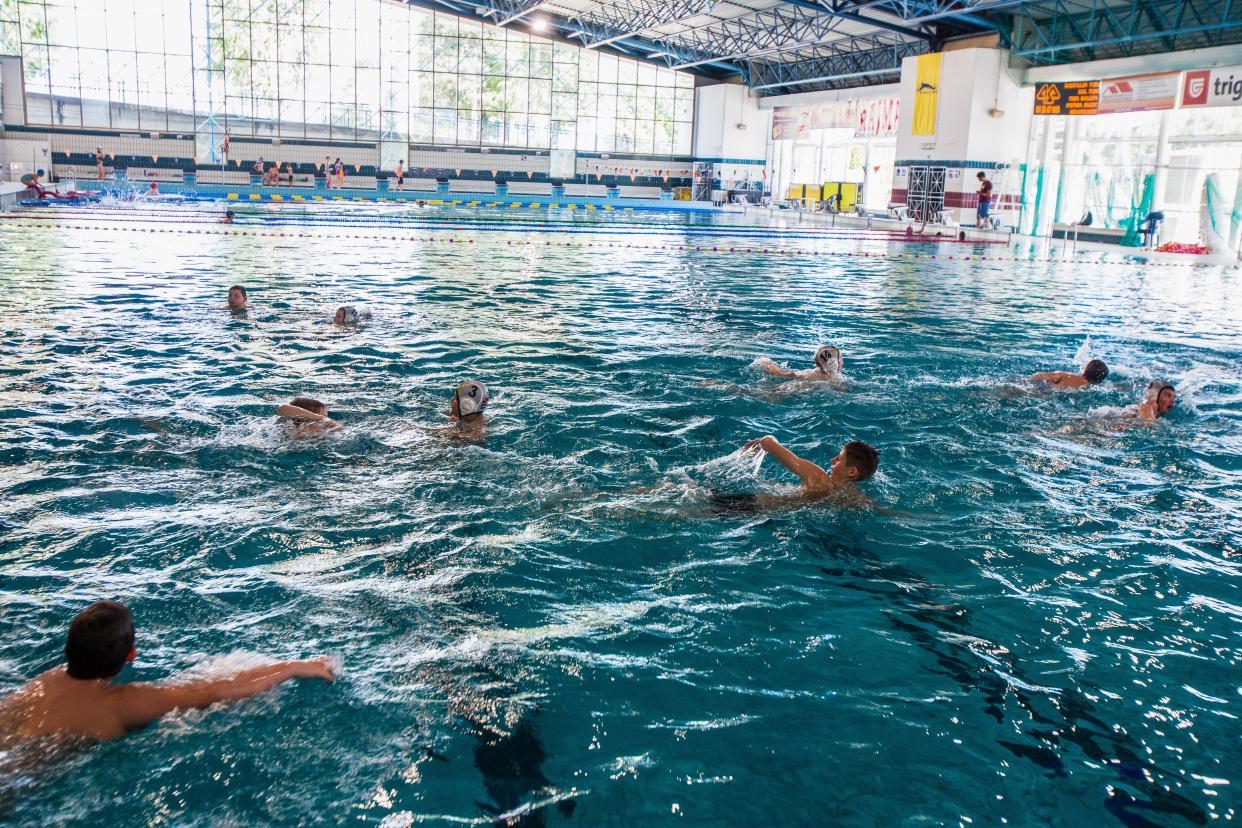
[531,17,548,32]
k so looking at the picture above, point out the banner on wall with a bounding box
[1098,72,1179,114]
[771,107,811,139]
[911,52,941,136]
[770,97,900,140]
[1033,81,1099,115]
[1181,65,1242,107]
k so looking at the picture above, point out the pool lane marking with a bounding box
[0,219,1218,267]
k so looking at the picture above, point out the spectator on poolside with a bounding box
[19,169,46,194]
[95,147,105,181]
[975,171,993,230]
[225,284,248,312]
[253,157,265,176]
[283,163,294,186]
[395,160,404,191]
[0,601,336,748]
[19,169,80,200]
[334,158,345,189]
[1031,359,1109,389]
[324,156,333,188]
[277,397,340,436]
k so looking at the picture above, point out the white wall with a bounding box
[757,83,901,110]
[1,56,23,126]
[693,83,770,161]
[1025,43,1242,83]
[893,48,1033,226]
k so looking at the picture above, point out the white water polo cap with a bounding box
[455,380,489,416]
[814,345,843,372]
[336,305,360,324]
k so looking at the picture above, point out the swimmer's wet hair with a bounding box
[843,441,879,481]
[290,397,327,415]
[1084,359,1109,384]
[65,601,134,680]
[228,285,247,297]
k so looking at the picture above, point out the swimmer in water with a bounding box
[277,397,340,436]
[225,284,248,311]
[447,380,489,439]
[1031,359,1109,388]
[220,210,235,224]
[757,346,844,381]
[332,306,370,325]
[1127,381,1176,422]
[0,601,336,750]
[744,436,878,496]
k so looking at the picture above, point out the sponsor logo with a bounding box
[1184,71,1209,106]
[1035,84,1061,105]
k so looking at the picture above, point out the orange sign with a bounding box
[1033,81,1099,115]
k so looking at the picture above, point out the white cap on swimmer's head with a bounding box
[814,345,843,372]
[455,380,489,416]
[335,305,360,324]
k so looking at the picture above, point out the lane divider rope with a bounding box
[0,219,1217,267]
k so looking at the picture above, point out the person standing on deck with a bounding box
[975,171,993,230]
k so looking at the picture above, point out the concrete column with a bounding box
[895,47,1034,228]
[1151,108,1172,212]
[1054,116,1077,224]
[1034,116,1057,236]
[862,138,873,211]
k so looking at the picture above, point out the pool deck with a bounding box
[0,182,28,209]
[68,180,721,213]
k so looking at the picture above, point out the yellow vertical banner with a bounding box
[912,52,942,136]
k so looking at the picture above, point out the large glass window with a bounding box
[15,0,695,155]
[1,0,20,57]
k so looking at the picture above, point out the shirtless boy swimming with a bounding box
[277,397,341,436]
[0,601,335,749]
[1031,359,1108,389]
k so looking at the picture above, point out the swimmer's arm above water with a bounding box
[276,404,340,428]
[1029,371,1068,384]
[757,360,799,379]
[112,658,337,732]
[743,435,827,487]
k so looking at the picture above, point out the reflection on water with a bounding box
[0,204,1239,827]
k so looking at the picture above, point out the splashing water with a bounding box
[1,203,1240,827]
[1074,334,1095,367]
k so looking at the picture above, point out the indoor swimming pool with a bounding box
[0,201,1238,826]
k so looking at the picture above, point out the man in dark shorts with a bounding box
[975,171,993,229]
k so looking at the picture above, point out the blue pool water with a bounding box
[1,202,1239,826]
